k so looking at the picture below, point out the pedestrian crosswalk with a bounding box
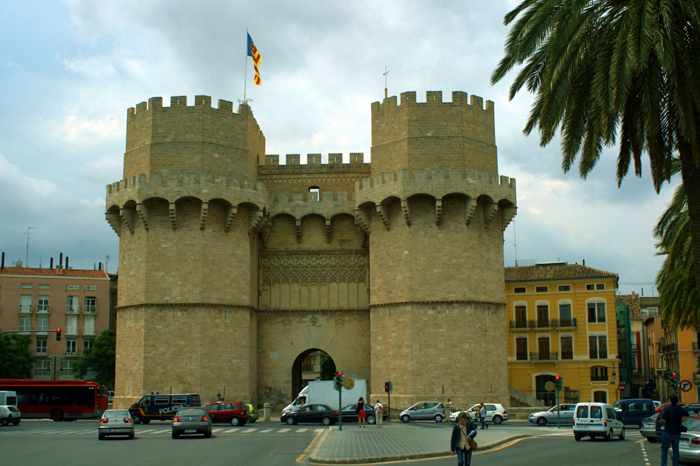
[1,426,326,437]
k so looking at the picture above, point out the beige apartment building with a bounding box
[0,265,110,380]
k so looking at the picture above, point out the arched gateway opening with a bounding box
[291,349,335,401]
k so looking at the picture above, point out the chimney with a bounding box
[582,259,586,266]
[59,253,63,268]
[1,252,4,270]
[50,257,54,269]
[66,257,69,269]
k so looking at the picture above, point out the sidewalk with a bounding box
[307,422,556,464]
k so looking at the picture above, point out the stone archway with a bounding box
[291,348,335,400]
[535,374,557,406]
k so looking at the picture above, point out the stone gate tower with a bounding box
[106,91,516,410]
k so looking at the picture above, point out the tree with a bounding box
[655,159,700,327]
[319,354,336,381]
[74,329,116,389]
[491,0,700,295]
[0,333,34,379]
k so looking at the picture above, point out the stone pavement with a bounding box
[307,421,559,464]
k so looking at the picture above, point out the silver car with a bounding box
[529,404,577,426]
[640,413,658,443]
[400,401,446,423]
[0,405,21,426]
[172,407,212,439]
[98,409,134,440]
[676,416,700,463]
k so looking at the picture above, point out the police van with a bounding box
[129,393,201,424]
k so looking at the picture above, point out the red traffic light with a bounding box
[554,375,561,380]
[671,373,677,379]
[55,328,62,341]
[336,371,342,377]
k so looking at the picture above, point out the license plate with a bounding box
[184,430,196,433]
[680,440,689,446]
[577,425,588,429]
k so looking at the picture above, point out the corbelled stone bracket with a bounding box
[401,199,411,226]
[135,203,150,230]
[224,205,238,232]
[120,207,135,234]
[375,204,390,230]
[249,209,264,236]
[484,202,499,228]
[261,216,272,246]
[465,198,478,226]
[325,218,332,242]
[168,202,177,230]
[106,211,121,237]
[199,201,209,230]
[502,205,517,232]
[355,208,371,235]
[295,218,302,243]
[435,199,443,226]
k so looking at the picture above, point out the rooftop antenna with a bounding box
[105,255,110,274]
[383,66,390,99]
[24,227,35,267]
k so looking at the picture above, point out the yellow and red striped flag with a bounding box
[247,33,261,86]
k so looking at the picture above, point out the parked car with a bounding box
[172,407,212,439]
[204,401,249,426]
[675,416,700,463]
[613,398,655,426]
[280,404,338,426]
[573,402,625,441]
[529,404,577,426]
[641,413,658,443]
[400,401,446,423]
[0,405,21,426]
[341,403,387,425]
[98,409,134,440]
[246,404,258,423]
[464,403,509,424]
[654,404,699,442]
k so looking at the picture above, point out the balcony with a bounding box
[530,351,558,361]
[515,353,529,361]
[554,318,578,329]
[533,319,554,329]
[65,306,79,315]
[693,342,700,351]
[17,304,32,314]
[561,351,574,360]
[65,326,79,336]
[510,320,529,330]
[83,305,96,315]
[64,350,78,357]
[82,327,96,337]
[631,343,639,351]
[694,373,700,382]
[36,305,50,314]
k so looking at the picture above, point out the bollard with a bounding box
[264,402,270,422]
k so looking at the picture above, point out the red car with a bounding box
[204,401,249,426]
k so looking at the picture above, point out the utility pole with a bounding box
[24,227,35,267]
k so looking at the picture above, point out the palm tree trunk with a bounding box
[678,140,700,301]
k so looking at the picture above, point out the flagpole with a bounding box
[243,29,249,103]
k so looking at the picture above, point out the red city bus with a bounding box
[0,379,108,421]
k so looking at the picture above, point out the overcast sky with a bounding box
[0,0,678,296]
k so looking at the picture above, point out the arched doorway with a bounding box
[535,374,556,406]
[291,348,335,401]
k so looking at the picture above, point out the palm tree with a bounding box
[491,0,700,296]
[655,160,699,328]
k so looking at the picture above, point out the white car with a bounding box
[0,405,21,426]
[449,403,508,424]
[573,402,625,441]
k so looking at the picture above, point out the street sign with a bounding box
[618,383,626,392]
[680,380,692,392]
[343,377,355,390]
[545,381,555,391]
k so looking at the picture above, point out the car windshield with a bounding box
[685,417,700,432]
[8,406,20,413]
[104,410,129,417]
[342,404,356,411]
[178,408,205,416]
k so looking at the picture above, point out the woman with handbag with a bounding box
[356,397,366,428]
[451,412,477,466]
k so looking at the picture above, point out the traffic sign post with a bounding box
[680,380,692,392]
[618,383,626,392]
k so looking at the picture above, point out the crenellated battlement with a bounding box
[127,95,243,121]
[370,90,494,114]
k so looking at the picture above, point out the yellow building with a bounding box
[505,262,619,406]
[661,323,700,403]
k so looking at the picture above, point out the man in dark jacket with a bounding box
[661,393,689,466]
[450,412,477,466]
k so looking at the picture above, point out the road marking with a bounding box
[314,429,324,433]
[137,429,157,434]
[212,428,224,433]
[149,430,167,434]
[260,429,273,433]
[223,428,238,433]
[242,428,257,433]
[279,428,290,433]
[297,428,308,433]
[59,431,81,434]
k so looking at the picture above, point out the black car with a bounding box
[280,404,338,426]
[341,403,387,424]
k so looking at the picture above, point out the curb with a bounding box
[308,434,533,464]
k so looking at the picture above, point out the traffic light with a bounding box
[55,328,61,341]
[388,380,393,392]
[385,381,390,393]
[669,372,679,390]
[554,374,563,391]
[334,371,343,391]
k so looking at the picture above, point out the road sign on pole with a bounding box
[680,380,692,392]
[618,383,626,392]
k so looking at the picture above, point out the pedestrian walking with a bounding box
[448,398,453,414]
[451,412,477,466]
[478,403,488,429]
[357,397,366,428]
[374,400,383,428]
[661,393,689,466]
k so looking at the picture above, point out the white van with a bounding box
[0,391,18,407]
[573,402,625,441]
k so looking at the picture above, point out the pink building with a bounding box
[0,266,110,380]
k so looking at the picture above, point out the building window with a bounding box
[21,283,33,289]
[516,337,528,360]
[537,304,549,327]
[19,314,31,332]
[308,186,320,201]
[515,305,527,328]
[84,296,96,314]
[587,301,606,323]
[597,283,605,290]
[536,286,548,293]
[66,314,78,335]
[593,391,608,403]
[559,303,572,325]
[84,315,95,336]
[538,337,551,359]
[37,314,49,332]
[39,284,50,289]
[61,359,76,376]
[36,338,47,354]
[84,339,93,352]
[591,365,608,381]
[586,284,595,290]
[65,339,77,356]
[589,335,608,359]
[558,285,571,291]
[34,360,50,376]
[514,287,526,293]
[37,295,50,313]
[561,336,573,359]
[19,295,32,313]
[66,296,79,313]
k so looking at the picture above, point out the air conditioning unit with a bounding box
[67,285,79,290]
[85,285,97,291]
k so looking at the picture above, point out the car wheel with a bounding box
[12,420,20,426]
[619,427,625,440]
[367,415,376,425]
[142,420,150,425]
[605,429,612,441]
[434,414,444,423]
[286,417,296,425]
[401,415,410,423]
[231,417,240,426]
[250,419,256,423]
[322,417,332,426]
[574,434,582,441]
[51,409,64,422]
[648,437,658,443]
[132,414,141,425]
[493,415,503,425]
[590,435,596,440]
[204,431,212,438]
[98,434,105,440]
[129,433,134,439]
[536,417,547,426]
[172,432,179,439]
[0,418,8,426]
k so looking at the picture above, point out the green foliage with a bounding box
[319,354,336,381]
[74,329,116,389]
[0,333,34,379]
